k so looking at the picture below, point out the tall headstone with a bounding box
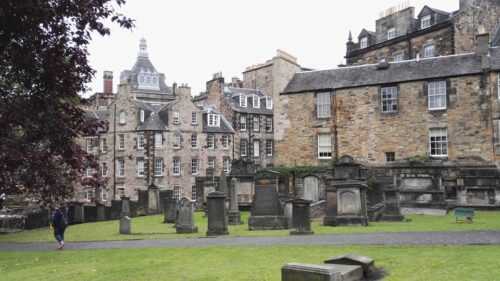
[96,202,106,221]
[218,172,228,195]
[206,191,228,236]
[147,184,160,214]
[284,200,293,229]
[290,199,313,235]
[73,202,85,224]
[165,197,177,224]
[248,174,287,230]
[119,197,131,235]
[162,190,173,223]
[323,185,338,226]
[228,178,242,225]
[175,198,198,233]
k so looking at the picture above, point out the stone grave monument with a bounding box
[147,184,160,215]
[206,191,228,236]
[248,172,287,230]
[290,199,313,235]
[165,196,178,224]
[162,190,173,223]
[73,202,85,224]
[119,197,131,235]
[228,177,242,225]
[175,197,198,233]
[96,202,106,221]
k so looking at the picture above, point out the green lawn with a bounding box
[1,211,500,243]
[1,245,499,281]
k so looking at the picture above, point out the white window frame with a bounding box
[173,158,181,176]
[154,133,162,148]
[85,167,93,178]
[116,159,125,177]
[421,15,432,29]
[173,185,182,201]
[119,111,126,125]
[101,191,108,202]
[173,111,180,125]
[191,159,199,175]
[381,86,399,113]
[240,116,247,131]
[253,140,260,157]
[265,116,273,132]
[240,95,247,108]
[207,135,215,149]
[387,27,396,40]
[208,158,215,170]
[423,44,435,58]
[252,95,260,108]
[253,116,260,132]
[100,138,107,153]
[266,139,273,157]
[241,140,248,157]
[191,185,197,201]
[174,134,181,149]
[154,158,163,177]
[428,81,447,111]
[429,128,448,157]
[85,189,95,202]
[318,134,332,159]
[265,96,273,109]
[208,113,220,127]
[222,135,229,149]
[223,158,231,174]
[118,134,125,150]
[316,92,331,118]
[392,52,405,62]
[140,110,145,123]
[191,112,197,125]
[86,137,96,153]
[136,158,145,177]
[137,133,145,150]
[191,134,198,148]
[360,37,368,49]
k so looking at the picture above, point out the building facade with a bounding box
[78,39,234,203]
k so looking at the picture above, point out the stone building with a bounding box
[345,0,500,65]
[77,39,234,203]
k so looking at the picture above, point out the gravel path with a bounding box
[1,231,500,252]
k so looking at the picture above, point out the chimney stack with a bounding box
[103,71,113,94]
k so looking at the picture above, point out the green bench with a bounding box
[454,208,475,223]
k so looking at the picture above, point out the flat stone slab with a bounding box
[282,263,363,281]
[401,208,447,216]
[249,215,287,230]
[324,254,375,277]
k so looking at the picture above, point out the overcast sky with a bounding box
[85,0,459,97]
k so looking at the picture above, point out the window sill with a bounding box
[428,108,447,112]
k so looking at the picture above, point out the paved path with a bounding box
[1,231,500,252]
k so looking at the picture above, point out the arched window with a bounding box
[119,111,126,125]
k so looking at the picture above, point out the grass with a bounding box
[1,211,500,243]
[1,245,500,281]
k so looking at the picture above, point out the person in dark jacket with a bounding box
[52,207,67,250]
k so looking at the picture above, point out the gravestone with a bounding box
[282,263,363,281]
[176,198,198,233]
[137,189,148,215]
[290,199,313,235]
[228,178,242,225]
[324,254,377,279]
[96,202,106,221]
[165,191,178,224]
[249,174,287,230]
[162,190,174,223]
[284,200,293,229]
[206,191,228,236]
[218,172,228,195]
[73,202,85,224]
[119,197,131,235]
[335,181,368,226]
[148,184,160,214]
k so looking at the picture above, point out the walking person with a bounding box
[51,206,67,250]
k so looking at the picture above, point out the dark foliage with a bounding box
[0,0,133,205]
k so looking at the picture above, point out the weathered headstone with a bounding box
[335,181,368,226]
[206,191,228,236]
[176,198,198,233]
[148,184,160,214]
[281,263,363,281]
[228,178,242,225]
[119,197,131,235]
[290,199,313,235]
[165,197,177,224]
[284,200,293,229]
[248,176,287,230]
[218,172,228,195]
[73,202,85,224]
[162,190,173,223]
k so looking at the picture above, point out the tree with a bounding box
[0,0,133,205]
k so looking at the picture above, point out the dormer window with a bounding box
[140,110,145,123]
[265,96,273,110]
[240,95,247,108]
[119,111,126,125]
[421,15,432,29]
[387,28,396,40]
[208,113,220,127]
[360,37,369,49]
[252,95,260,108]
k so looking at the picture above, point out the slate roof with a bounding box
[224,87,273,115]
[202,106,235,134]
[283,51,500,95]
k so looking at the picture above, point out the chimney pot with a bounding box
[103,71,113,94]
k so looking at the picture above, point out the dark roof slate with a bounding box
[283,52,500,94]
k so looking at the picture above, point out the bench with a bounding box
[454,208,475,223]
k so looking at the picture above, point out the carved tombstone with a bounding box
[175,198,198,234]
[119,197,131,235]
[228,177,242,225]
[162,190,173,223]
[206,191,229,236]
[147,184,160,214]
[248,172,287,230]
[334,181,368,226]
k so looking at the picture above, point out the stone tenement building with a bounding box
[345,0,500,65]
[194,50,304,168]
[78,39,234,203]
